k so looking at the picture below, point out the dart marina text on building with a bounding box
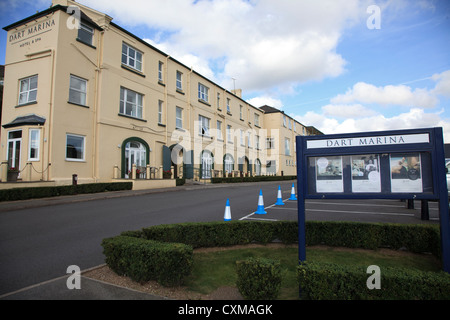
[8,19,56,44]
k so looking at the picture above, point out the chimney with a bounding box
[231,89,242,98]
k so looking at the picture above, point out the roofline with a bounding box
[109,21,263,114]
[3,5,64,31]
[3,4,102,31]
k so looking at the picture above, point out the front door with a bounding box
[201,152,213,179]
[125,141,146,178]
[7,130,22,175]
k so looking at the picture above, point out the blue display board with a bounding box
[296,127,450,273]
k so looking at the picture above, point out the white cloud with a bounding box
[432,70,450,98]
[331,82,439,109]
[77,0,366,92]
[294,108,450,142]
[294,72,450,142]
[321,104,378,119]
[246,96,283,110]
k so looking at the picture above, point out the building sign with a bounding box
[306,133,430,149]
[8,17,56,47]
[296,127,450,273]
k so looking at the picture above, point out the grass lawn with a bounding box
[184,244,442,300]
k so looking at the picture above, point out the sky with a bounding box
[1,0,450,141]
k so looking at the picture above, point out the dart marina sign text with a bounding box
[306,133,430,149]
[8,18,56,45]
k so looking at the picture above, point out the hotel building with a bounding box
[0,0,322,189]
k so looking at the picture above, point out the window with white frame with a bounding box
[283,115,287,127]
[198,83,209,102]
[227,125,232,142]
[199,115,210,136]
[120,87,143,119]
[19,75,38,105]
[28,129,40,161]
[254,114,260,127]
[240,105,243,120]
[226,98,231,113]
[217,93,221,109]
[66,134,85,161]
[158,61,164,82]
[288,119,292,130]
[69,75,87,106]
[255,135,260,150]
[224,154,234,174]
[122,43,143,72]
[266,160,276,174]
[158,100,163,124]
[217,120,222,139]
[266,137,275,149]
[247,132,251,148]
[176,71,183,91]
[78,22,94,46]
[240,130,244,146]
[285,138,291,156]
[176,107,183,129]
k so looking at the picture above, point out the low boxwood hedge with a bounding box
[101,236,193,287]
[0,182,133,202]
[297,261,450,300]
[102,220,448,298]
[236,257,283,300]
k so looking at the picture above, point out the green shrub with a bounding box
[104,220,444,292]
[236,257,283,300]
[101,236,193,286]
[0,182,132,202]
[141,221,299,248]
[297,262,450,300]
[176,177,186,186]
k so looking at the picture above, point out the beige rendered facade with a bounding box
[0,0,322,187]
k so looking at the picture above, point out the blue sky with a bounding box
[1,0,450,141]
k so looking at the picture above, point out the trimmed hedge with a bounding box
[236,257,283,300]
[138,221,298,248]
[297,262,450,300]
[103,220,445,295]
[211,175,296,184]
[304,221,441,258]
[0,182,133,202]
[134,220,440,256]
[101,236,193,286]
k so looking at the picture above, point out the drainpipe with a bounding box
[92,30,104,182]
[47,49,56,181]
[164,55,170,146]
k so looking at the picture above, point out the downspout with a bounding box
[187,67,193,137]
[92,30,104,182]
[164,55,170,146]
[47,49,56,181]
[41,125,45,181]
